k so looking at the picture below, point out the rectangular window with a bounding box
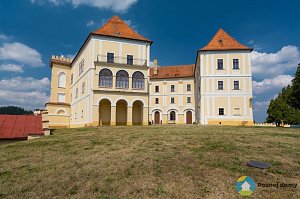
[79,59,84,75]
[171,85,175,92]
[58,93,65,103]
[75,88,78,98]
[187,84,191,91]
[219,108,225,116]
[217,59,224,70]
[127,55,133,65]
[187,97,191,103]
[234,81,239,90]
[218,81,224,90]
[155,86,159,92]
[233,59,239,69]
[155,98,159,104]
[107,53,114,63]
[171,97,175,104]
[82,82,85,94]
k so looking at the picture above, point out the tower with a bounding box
[195,29,254,125]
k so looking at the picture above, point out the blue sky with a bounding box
[0,0,300,122]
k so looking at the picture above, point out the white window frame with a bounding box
[58,92,66,103]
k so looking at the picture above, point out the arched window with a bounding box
[57,109,66,115]
[99,69,113,87]
[58,72,66,88]
[170,111,176,121]
[132,71,144,89]
[116,70,129,88]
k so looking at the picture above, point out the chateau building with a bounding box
[46,16,253,128]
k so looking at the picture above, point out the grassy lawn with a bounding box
[0,125,299,199]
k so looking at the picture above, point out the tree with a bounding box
[266,64,300,125]
[291,63,300,109]
[0,106,33,115]
[266,97,290,126]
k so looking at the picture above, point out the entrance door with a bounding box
[186,111,192,124]
[154,111,160,124]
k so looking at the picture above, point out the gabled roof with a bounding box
[92,16,152,43]
[70,16,152,66]
[150,64,195,79]
[201,28,252,51]
[0,115,44,140]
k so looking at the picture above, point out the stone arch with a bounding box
[152,109,162,124]
[116,99,128,125]
[132,100,144,125]
[183,109,195,124]
[99,98,111,125]
[167,109,178,122]
[114,97,131,107]
[96,97,114,106]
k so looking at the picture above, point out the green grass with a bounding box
[0,125,299,199]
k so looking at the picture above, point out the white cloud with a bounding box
[252,75,293,95]
[253,100,270,112]
[0,42,44,67]
[0,77,50,92]
[65,53,76,59]
[31,0,138,12]
[0,64,24,73]
[0,34,9,41]
[0,77,50,110]
[124,19,132,26]
[251,45,300,122]
[86,20,95,27]
[0,90,49,110]
[248,40,254,45]
[251,45,300,80]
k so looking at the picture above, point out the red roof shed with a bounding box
[0,114,44,140]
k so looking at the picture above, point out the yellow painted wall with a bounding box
[149,77,196,124]
[50,63,71,103]
[197,50,254,125]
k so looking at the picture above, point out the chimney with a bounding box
[154,58,158,75]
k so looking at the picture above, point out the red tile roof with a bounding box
[150,64,195,79]
[201,28,252,51]
[92,16,152,43]
[0,115,44,140]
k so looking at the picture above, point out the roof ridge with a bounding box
[92,16,152,43]
[155,64,195,68]
[101,16,118,30]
